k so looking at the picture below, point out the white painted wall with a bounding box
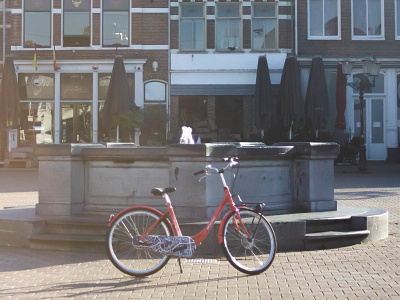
[171,53,287,85]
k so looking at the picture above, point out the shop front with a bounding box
[14,59,146,147]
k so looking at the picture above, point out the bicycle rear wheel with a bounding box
[107,207,173,277]
[221,208,276,275]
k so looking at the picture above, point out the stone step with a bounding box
[29,233,106,253]
[45,220,108,236]
[305,217,352,233]
[304,230,370,250]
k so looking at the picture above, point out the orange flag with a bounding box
[33,45,37,71]
[53,45,59,72]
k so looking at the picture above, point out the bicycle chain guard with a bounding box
[132,235,196,258]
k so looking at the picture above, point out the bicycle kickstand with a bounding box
[178,258,183,273]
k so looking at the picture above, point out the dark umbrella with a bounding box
[0,57,20,157]
[335,63,347,130]
[305,56,330,138]
[278,56,304,140]
[253,55,275,137]
[102,56,138,142]
[0,57,20,129]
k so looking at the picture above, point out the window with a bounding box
[252,3,278,50]
[98,73,134,100]
[18,74,55,100]
[308,0,340,39]
[63,0,91,47]
[216,4,241,51]
[61,74,93,100]
[352,73,384,94]
[145,81,166,102]
[179,4,205,51]
[18,74,55,145]
[102,0,130,47]
[352,0,384,39]
[396,0,400,39]
[24,0,51,47]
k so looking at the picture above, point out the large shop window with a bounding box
[60,74,93,143]
[61,103,92,143]
[216,3,242,51]
[215,96,243,136]
[98,73,135,142]
[61,74,93,100]
[308,0,340,39]
[352,0,384,39]
[24,0,51,47]
[103,0,130,47]
[63,0,91,47]
[252,3,278,50]
[18,74,55,145]
[179,3,206,51]
[98,73,135,101]
[352,73,384,94]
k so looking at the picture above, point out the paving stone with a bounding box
[0,162,399,299]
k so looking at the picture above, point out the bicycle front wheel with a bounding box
[107,208,173,277]
[221,208,276,275]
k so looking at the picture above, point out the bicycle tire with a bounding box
[221,208,276,275]
[107,207,173,277]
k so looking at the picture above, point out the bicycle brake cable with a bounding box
[229,162,240,194]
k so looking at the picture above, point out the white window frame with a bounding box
[215,3,242,52]
[396,0,400,39]
[23,0,53,48]
[62,0,92,47]
[251,2,279,51]
[101,0,131,47]
[307,0,341,40]
[351,0,384,40]
[179,3,206,52]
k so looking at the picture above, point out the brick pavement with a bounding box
[0,163,399,299]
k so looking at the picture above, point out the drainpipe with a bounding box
[2,0,5,62]
[167,0,171,134]
[293,0,298,56]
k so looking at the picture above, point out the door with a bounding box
[354,98,386,160]
[61,103,92,143]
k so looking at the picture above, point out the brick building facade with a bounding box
[169,0,294,143]
[1,0,398,161]
[1,0,169,153]
[297,0,400,161]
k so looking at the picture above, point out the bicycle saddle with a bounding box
[151,187,176,196]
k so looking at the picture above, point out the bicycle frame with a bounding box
[139,184,252,247]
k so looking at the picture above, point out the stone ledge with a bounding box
[274,142,340,158]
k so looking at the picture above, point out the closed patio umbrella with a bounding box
[335,63,347,130]
[278,56,304,140]
[0,57,20,157]
[0,57,20,129]
[101,56,138,142]
[305,56,330,138]
[253,55,276,138]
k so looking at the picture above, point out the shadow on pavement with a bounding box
[335,190,399,201]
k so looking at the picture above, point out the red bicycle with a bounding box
[106,157,276,276]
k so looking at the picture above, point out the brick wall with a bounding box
[6,0,168,83]
[297,0,400,58]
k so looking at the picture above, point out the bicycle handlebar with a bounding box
[193,170,206,176]
[193,157,238,176]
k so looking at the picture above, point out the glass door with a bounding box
[353,97,386,160]
[61,103,92,143]
[367,98,386,160]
